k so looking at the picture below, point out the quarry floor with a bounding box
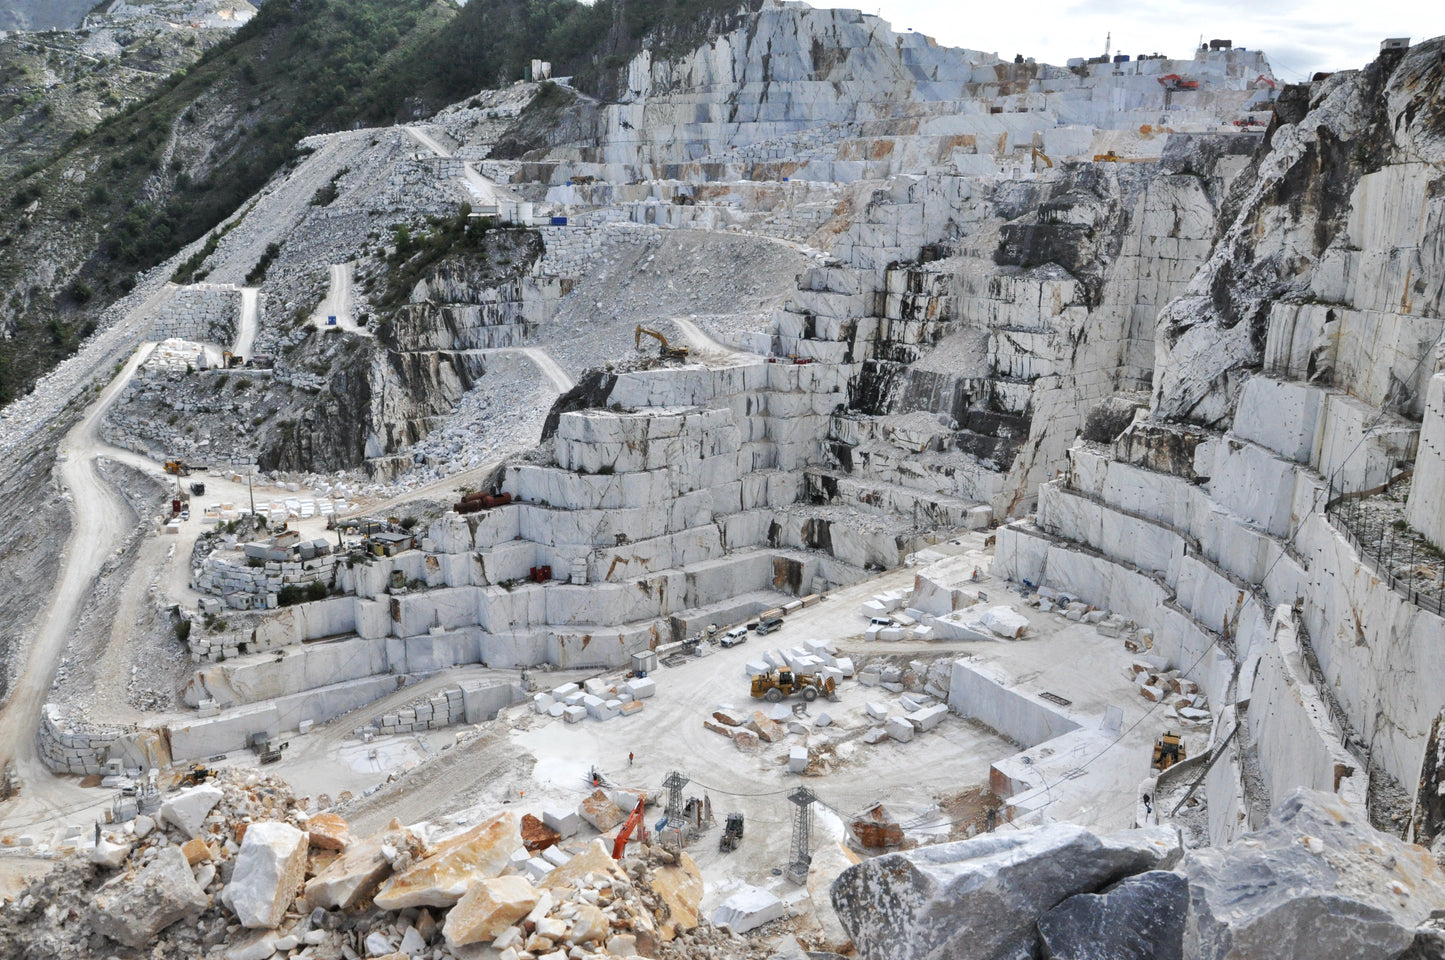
[203,534,1180,929]
[0,527,1189,915]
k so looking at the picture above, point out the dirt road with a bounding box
[312,263,370,336]
[0,345,156,830]
[465,347,574,393]
[671,316,754,363]
[235,287,259,357]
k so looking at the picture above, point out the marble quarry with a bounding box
[32,12,1445,953]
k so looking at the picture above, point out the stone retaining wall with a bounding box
[150,284,241,345]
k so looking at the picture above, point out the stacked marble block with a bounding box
[532,676,655,723]
[371,688,465,736]
[329,358,898,669]
[149,285,241,345]
[569,0,1273,182]
[396,273,567,351]
[38,704,128,776]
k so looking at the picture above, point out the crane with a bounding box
[635,325,689,361]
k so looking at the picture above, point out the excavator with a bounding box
[612,796,649,858]
[1092,150,1154,164]
[1157,73,1200,91]
[635,325,689,361]
[222,351,244,369]
[164,460,190,476]
[1030,146,1053,171]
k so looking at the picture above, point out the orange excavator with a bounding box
[612,797,649,858]
[1157,74,1200,91]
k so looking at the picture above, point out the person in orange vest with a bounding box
[629,751,635,767]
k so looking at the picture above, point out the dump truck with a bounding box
[750,669,836,703]
[719,812,744,852]
[635,325,689,361]
[1151,731,1186,771]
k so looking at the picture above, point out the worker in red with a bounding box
[629,751,634,767]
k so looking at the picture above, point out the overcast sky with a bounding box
[820,0,1443,82]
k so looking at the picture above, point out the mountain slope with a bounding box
[0,0,458,404]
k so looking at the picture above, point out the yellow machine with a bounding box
[1092,150,1155,163]
[1152,731,1186,771]
[222,351,244,368]
[1031,146,1053,170]
[164,460,189,476]
[750,669,837,703]
[179,764,216,787]
[635,325,689,361]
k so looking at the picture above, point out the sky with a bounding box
[819,0,1445,82]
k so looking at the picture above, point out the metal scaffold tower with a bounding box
[785,786,817,884]
[662,770,690,824]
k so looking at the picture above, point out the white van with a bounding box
[720,627,748,647]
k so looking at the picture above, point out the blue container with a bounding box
[550,216,568,226]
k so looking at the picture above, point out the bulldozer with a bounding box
[1151,731,1186,771]
[164,460,190,476]
[635,325,689,361]
[750,669,836,703]
[719,812,744,852]
[179,764,217,787]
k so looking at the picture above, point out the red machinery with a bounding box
[1157,74,1200,91]
[612,797,648,858]
[453,491,513,515]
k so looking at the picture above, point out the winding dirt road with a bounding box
[0,345,157,834]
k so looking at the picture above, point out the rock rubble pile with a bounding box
[0,769,779,960]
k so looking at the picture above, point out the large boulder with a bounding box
[160,784,223,838]
[1183,789,1445,960]
[578,790,625,833]
[305,812,351,852]
[713,885,786,934]
[304,819,420,910]
[89,846,209,947]
[222,821,309,929]
[646,851,704,940]
[831,824,1181,960]
[541,838,628,892]
[1037,871,1188,960]
[373,811,519,909]
[443,875,540,948]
